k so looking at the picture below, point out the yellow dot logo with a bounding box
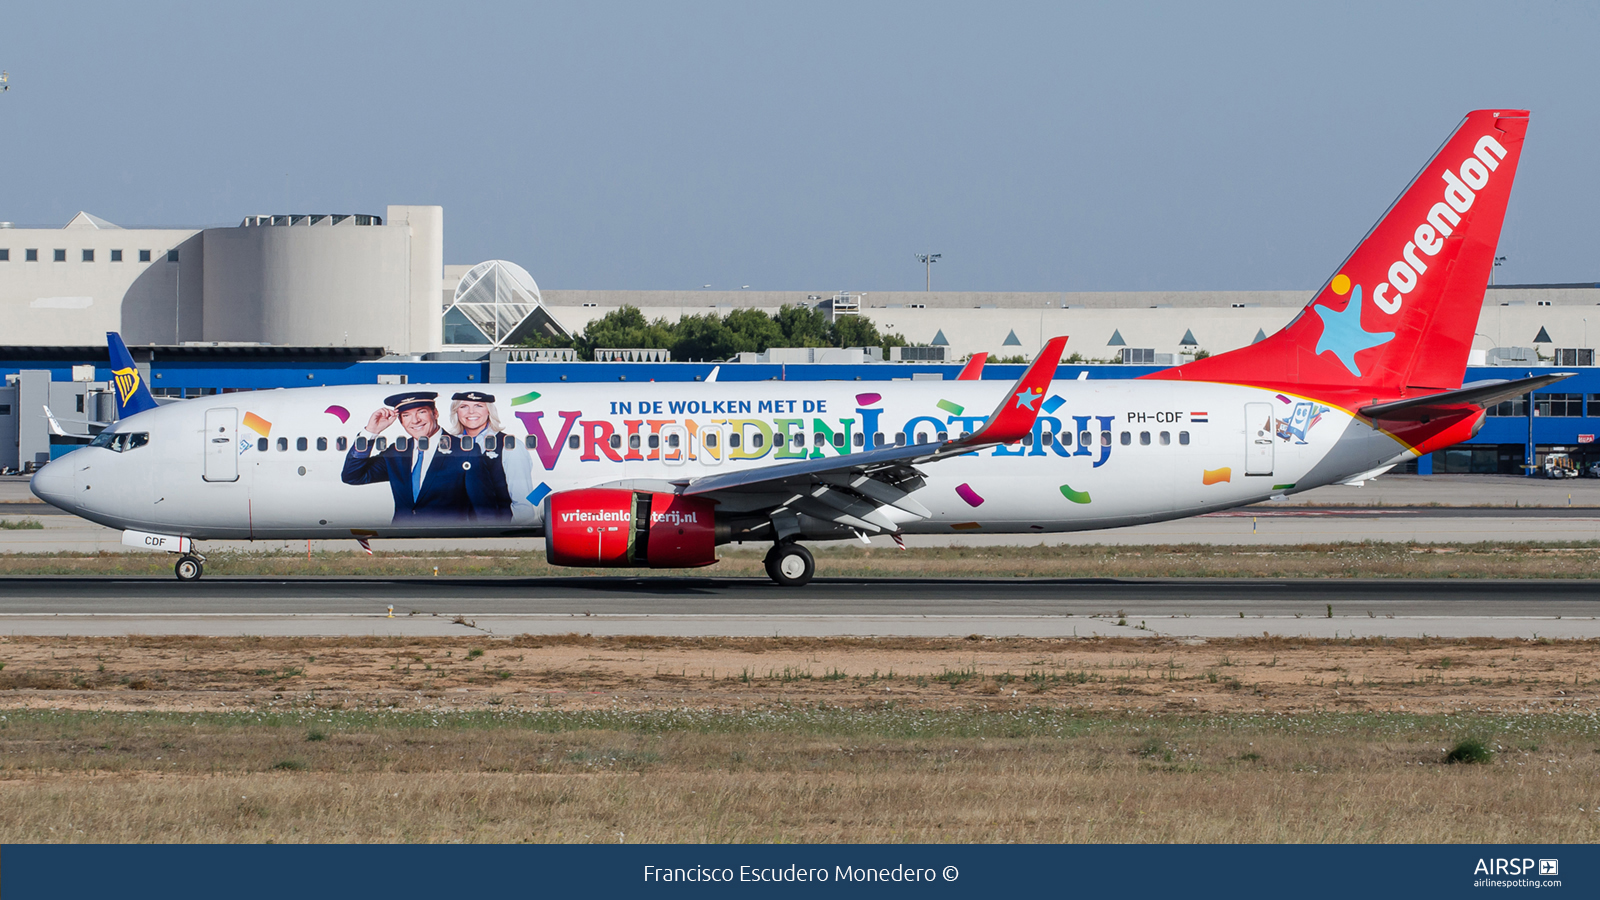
[1330,274,1351,295]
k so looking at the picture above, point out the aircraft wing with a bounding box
[1358,373,1575,419]
[678,337,1067,538]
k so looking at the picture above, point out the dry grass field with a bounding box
[1,540,1600,578]
[0,634,1595,843]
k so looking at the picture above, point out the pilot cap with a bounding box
[383,391,439,413]
[451,391,496,403]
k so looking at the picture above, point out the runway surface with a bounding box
[3,576,1595,640]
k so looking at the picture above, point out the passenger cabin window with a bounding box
[831,432,843,448]
[277,437,288,451]
[1100,431,1111,446]
[1078,430,1091,446]
[460,435,475,451]
[316,437,328,451]
[853,432,864,447]
[751,433,763,449]
[895,433,906,447]
[1140,431,1151,445]
[352,436,365,452]
[647,435,659,449]
[727,433,740,449]
[258,438,270,452]
[937,431,948,442]
[1160,431,1170,445]
[504,436,516,450]
[704,432,718,449]
[1120,431,1131,445]
[1179,431,1190,445]
[667,434,680,448]
[630,434,642,449]
[296,437,308,451]
[569,435,581,449]
[375,437,388,452]
[916,432,929,444]
[608,434,620,450]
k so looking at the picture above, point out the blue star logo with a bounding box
[1014,389,1041,410]
[1313,285,1394,378]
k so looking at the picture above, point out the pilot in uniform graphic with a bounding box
[443,390,515,522]
[341,391,481,524]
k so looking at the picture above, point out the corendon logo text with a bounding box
[559,510,631,524]
[1373,134,1507,315]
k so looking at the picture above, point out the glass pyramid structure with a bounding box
[443,260,571,348]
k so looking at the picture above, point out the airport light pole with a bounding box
[1492,255,1507,285]
[915,253,941,291]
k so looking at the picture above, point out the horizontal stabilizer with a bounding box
[1359,373,1575,418]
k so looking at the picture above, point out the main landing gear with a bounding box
[174,553,205,582]
[763,541,815,587]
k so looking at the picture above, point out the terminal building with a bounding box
[1,205,1597,476]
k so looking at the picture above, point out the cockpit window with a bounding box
[88,431,149,452]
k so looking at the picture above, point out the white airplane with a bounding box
[31,109,1564,585]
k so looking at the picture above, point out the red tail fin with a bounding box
[1151,109,1529,394]
[956,352,988,380]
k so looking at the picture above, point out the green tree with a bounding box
[723,307,787,353]
[829,316,909,357]
[573,305,673,360]
[773,304,833,347]
[670,313,739,362]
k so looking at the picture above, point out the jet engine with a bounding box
[543,488,717,568]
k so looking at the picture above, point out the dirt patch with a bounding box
[0,634,1592,716]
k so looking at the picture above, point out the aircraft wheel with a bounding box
[767,542,814,587]
[175,555,204,582]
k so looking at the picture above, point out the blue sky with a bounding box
[4,1,1597,291]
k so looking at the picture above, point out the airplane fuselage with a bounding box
[32,379,1405,542]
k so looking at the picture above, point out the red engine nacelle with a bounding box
[544,488,717,568]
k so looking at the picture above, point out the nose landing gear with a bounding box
[174,554,205,582]
[763,541,815,587]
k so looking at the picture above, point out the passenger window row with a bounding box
[254,428,1192,455]
[336,434,519,454]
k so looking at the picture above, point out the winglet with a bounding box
[956,352,987,380]
[958,336,1067,446]
[42,405,70,437]
[106,332,159,417]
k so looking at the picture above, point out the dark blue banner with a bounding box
[3,844,1594,899]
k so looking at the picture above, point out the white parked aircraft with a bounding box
[31,109,1564,585]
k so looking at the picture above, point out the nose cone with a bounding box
[29,458,73,511]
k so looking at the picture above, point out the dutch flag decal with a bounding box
[1190,411,1209,423]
